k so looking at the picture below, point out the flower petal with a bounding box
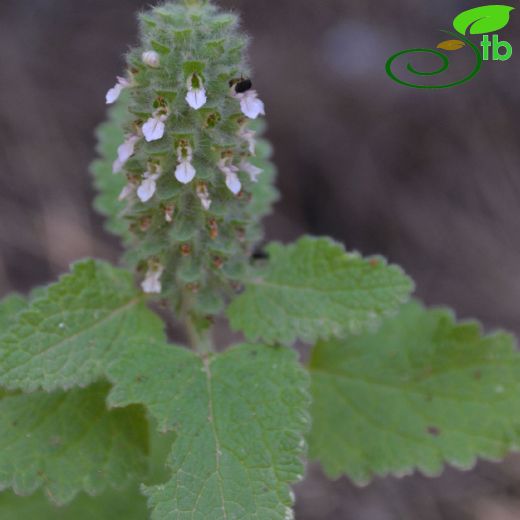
[225,172,242,195]
[141,274,161,294]
[196,185,212,210]
[106,84,123,104]
[200,197,211,210]
[240,91,265,119]
[117,136,138,163]
[239,127,257,155]
[142,117,166,142]
[240,161,263,182]
[118,184,134,201]
[137,178,157,202]
[186,88,207,110]
[175,161,196,184]
[112,158,124,174]
[141,265,164,294]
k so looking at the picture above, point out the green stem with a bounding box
[181,291,215,354]
[185,314,215,354]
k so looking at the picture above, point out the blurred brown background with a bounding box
[1,0,520,518]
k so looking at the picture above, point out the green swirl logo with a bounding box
[386,5,515,89]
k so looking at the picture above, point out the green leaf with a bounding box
[0,382,148,505]
[308,301,520,483]
[91,94,132,242]
[0,486,148,519]
[227,237,414,345]
[107,342,310,519]
[0,294,27,331]
[0,424,175,518]
[453,5,514,35]
[0,259,165,392]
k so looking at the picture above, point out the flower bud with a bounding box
[142,50,160,68]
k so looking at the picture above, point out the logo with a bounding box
[386,5,514,89]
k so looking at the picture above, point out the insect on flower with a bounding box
[229,77,253,94]
[230,77,265,119]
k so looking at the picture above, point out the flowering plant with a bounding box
[1,1,519,518]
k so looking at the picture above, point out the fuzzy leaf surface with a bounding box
[0,294,27,331]
[0,382,148,505]
[0,259,164,392]
[308,301,520,483]
[0,486,147,519]
[107,342,310,520]
[227,237,413,345]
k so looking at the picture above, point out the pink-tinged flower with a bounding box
[118,183,135,201]
[106,76,130,105]
[240,160,263,182]
[112,135,140,173]
[218,157,241,195]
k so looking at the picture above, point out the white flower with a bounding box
[118,183,135,201]
[240,160,263,183]
[232,89,265,119]
[196,183,211,210]
[112,135,140,173]
[141,263,164,294]
[218,157,241,195]
[106,76,130,104]
[137,171,161,202]
[225,171,241,194]
[142,111,167,142]
[175,144,196,184]
[238,126,257,155]
[142,50,160,68]
[112,157,125,174]
[175,161,196,184]
[185,73,207,110]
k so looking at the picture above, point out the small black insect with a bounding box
[229,77,253,94]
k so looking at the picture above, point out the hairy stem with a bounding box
[182,291,215,354]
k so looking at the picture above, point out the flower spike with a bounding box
[100,1,278,306]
